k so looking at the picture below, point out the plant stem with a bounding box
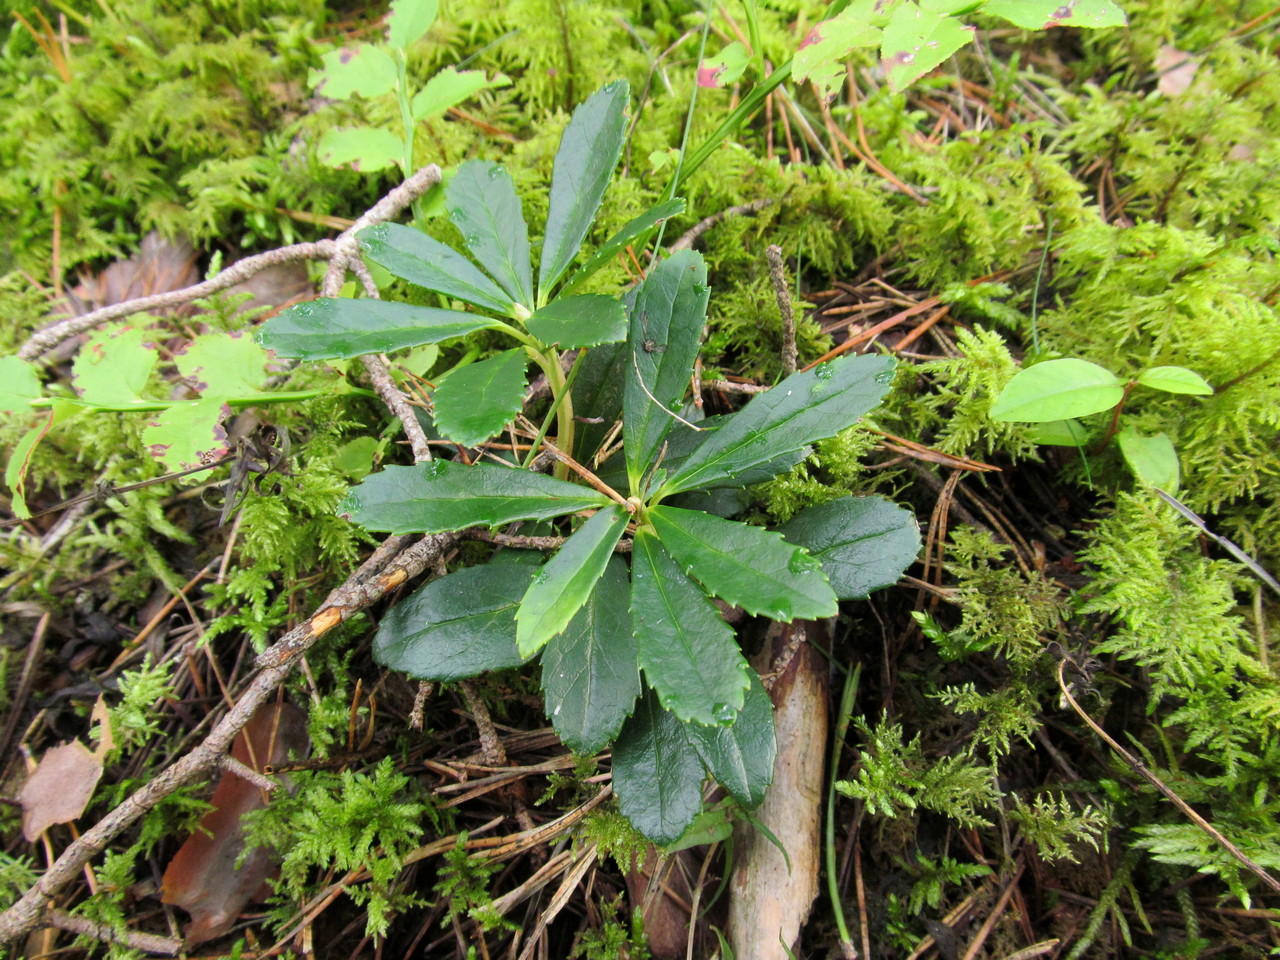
[826,661,861,953]
[29,389,336,413]
[523,349,585,468]
[395,50,422,222]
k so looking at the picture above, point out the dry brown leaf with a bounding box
[19,695,113,841]
[1155,45,1199,97]
[161,703,308,946]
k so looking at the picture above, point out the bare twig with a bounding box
[766,244,797,376]
[669,199,773,252]
[219,755,278,792]
[46,908,183,956]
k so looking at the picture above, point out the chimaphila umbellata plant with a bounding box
[260,79,919,844]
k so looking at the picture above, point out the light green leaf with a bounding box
[259,298,498,359]
[1118,430,1180,492]
[318,126,405,172]
[779,496,921,599]
[612,688,706,845]
[1137,365,1213,396]
[431,348,528,447]
[631,529,750,726]
[340,460,609,534]
[373,560,534,680]
[309,45,398,100]
[792,3,882,101]
[989,358,1125,422]
[880,2,975,91]
[659,354,895,497]
[541,557,640,754]
[410,67,509,120]
[0,357,42,417]
[983,0,1126,29]
[447,160,534,307]
[649,506,836,620]
[517,505,628,656]
[397,344,439,378]
[358,222,515,314]
[683,672,776,808]
[1028,419,1090,446]
[665,807,735,852]
[527,295,627,348]
[697,41,751,88]
[559,199,686,298]
[333,436,381,480]
[623,251,710,490]
[175,331,268,397]
[142,396,232,473]
[386,0,438,49]
[72,325,157,406]
[539,80,629,296]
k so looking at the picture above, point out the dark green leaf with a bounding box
[541,557,640,754]
[431,349,528,447]
[358,223,515,314]
[559,198,686,298]
[683,672,776,808]
[517,505,628,656]
[649,506,836,620]
[612,688,705,845]
[539,80,629,296]
[527,295,627,348]
[339,460,609,533]
[259,298,497,359]
[372,561,533,681]
[659,354,895,497]
[779,496,920,599]
[631,529,750,725]
[447,160,534,307]
[570,342,627,462]
[623,251,710,491]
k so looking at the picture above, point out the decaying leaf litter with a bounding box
[3,0,1280,957]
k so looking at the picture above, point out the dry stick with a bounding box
[766,245,797,376]
[45,908,183,956]
[668,199,774,252]
[1056,659,1280,898]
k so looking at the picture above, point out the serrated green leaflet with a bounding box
[559,198,686,298]
[648,506,836,620]
[779,496,921,599]
[358,222,515,314]
[1137,365,1213,396]
[72,325,156,405]
[142,396,231,473]
[538,80,629,297]
[659,354,895,497]
[447,160,534,307]
[623,251,709,490]
[310,45,397,100]
[984,0,1126,28]
[526,295,627,348]
[175,331,267,396]
[612,688,705,845]
[339,460,610,533]
[431,349,527,447]
[318,127,404,172]
[630,529,750,726]
[259,298,497,359]
[372,561,533,681]
[989,358,1125,422]
[541,557,639,754]
[0,356,41,417]
[517,505,628,656]
[682,672,775,808]
[880,4,973,92]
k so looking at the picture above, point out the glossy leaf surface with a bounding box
[683,672,775,808]
[779,496,920,599]
[358,222,514,314]
[526,295,627,348]
[539,80,629,296]
[631,529,750,725]
[541,557,640,754]
[431,349,527,447]
[447,160,534,306]
[649,506,836,620]
[612,688,705,845]
[989,358,1124,422]
[570,342,627,462]
[517,505,628,656]
[373,561,534,680]
[623,251,709,489]
[660,354,894,496]
[259,298,496,359]
[339,460,609,533]
[559,198,686,297]
[1137,365,1213,396]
